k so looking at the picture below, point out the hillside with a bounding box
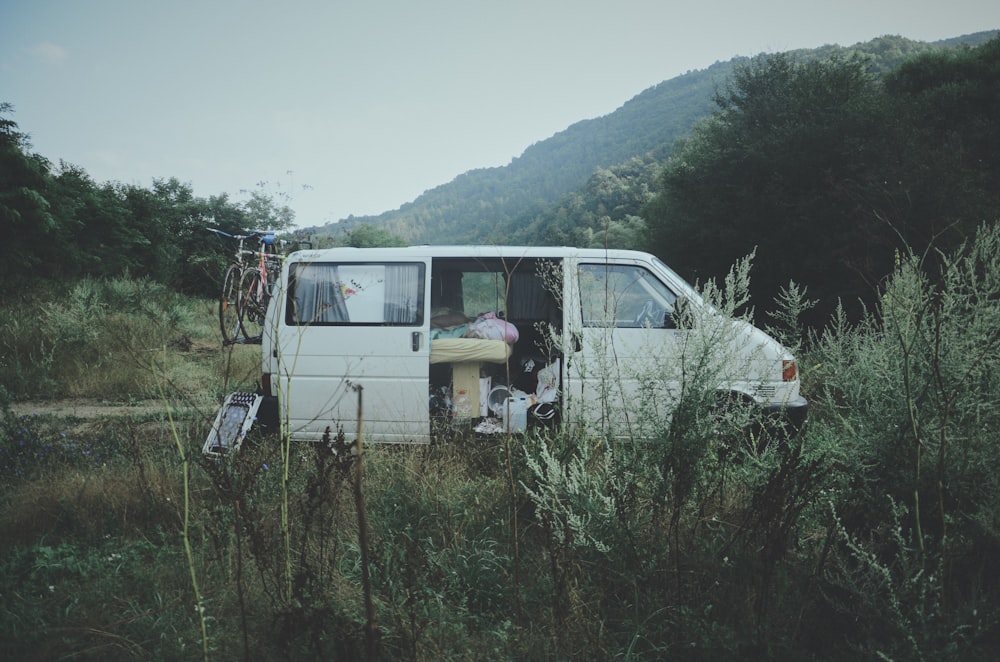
[308,31,998,246]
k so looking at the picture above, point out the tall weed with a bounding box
[519,253,832,656]
[6,232,1000,659]
[806,222,1000,657]
[0,276,244,400]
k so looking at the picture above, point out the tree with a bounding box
[876,38,1000,256]
[46,164,142,279]
[0,103,57,288]
[495,157,660,249]
[645,40,1000,327]
[646,53,885,324]
[343,223,407,248]
[241,188,296,231]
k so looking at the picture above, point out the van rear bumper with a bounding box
[763,395,808,437]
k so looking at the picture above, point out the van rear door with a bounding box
[276,258,431,443]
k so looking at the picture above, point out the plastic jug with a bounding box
[503,396,529,433]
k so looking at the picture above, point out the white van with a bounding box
[246,245,806,445]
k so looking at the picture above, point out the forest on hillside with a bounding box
[324,34,992,245]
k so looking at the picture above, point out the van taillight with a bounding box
[782,360,798,382]
[262,372,272,394]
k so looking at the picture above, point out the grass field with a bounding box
[2,247,999,660]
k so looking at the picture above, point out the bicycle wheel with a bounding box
[219,264,243,344]
[239,267,267,341]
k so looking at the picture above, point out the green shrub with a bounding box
[803,222,1000,657]
[0,535,203,659]
[0,276,242,400]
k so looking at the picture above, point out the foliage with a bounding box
[308,33,988,250]
[0,277,255,400]
[341,222,408,248]
[803,222,1000,658]
[646,37,1000,327]
[492,156,661,249]
[0,104,296,300]
[0,102,57,279]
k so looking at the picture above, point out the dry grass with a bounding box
[0,463,183,548]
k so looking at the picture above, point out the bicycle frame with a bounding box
[209,227,284,345]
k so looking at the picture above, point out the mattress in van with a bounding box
[429,338,512,364]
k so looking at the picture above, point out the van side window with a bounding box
[287,262,425,326]
[579,263,678,328]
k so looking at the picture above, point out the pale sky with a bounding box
[2,0,998,228]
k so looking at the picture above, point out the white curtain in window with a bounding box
[292,264,349,323]
[291,263,422,325]
[384,264,422,324]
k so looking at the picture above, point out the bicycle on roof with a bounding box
[208,227,285,345]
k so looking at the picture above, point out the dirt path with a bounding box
[9,398,213,420]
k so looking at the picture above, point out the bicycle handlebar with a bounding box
[207,227,278,245]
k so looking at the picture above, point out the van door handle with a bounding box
[572,332,582,353]
[412,331,422,352]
